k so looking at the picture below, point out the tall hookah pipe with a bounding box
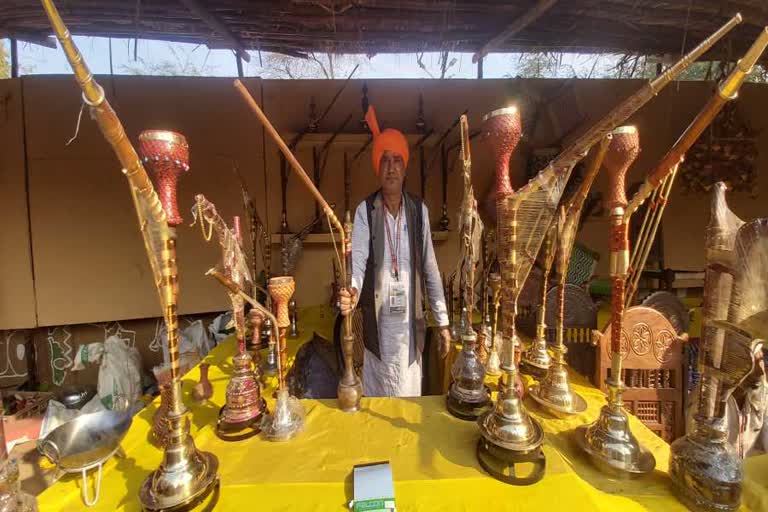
[235,80,363,412]
[624,28,768,304]
[516,14,742,200]
[607,28,768,394]
[456,114,482,320]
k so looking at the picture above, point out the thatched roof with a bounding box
[3,1,767,62]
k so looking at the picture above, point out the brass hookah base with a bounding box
[216,351,268,441]
[337,377,363,413]
[447,329,492,421]
[575,381,655,477]
[520,333,551,380]
[528,345,587,418]
[139,407,219,512]
[476,372,546,486]
[447,385,492,421]
[669,417,743,512]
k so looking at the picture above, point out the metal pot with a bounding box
[39,408,132,506]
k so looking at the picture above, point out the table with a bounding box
[33,304,765,511]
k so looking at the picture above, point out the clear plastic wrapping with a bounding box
[192,195,252,289]
[261,389,305,441]
[697,182,766,420]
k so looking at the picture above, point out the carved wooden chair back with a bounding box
[594,306,686,441]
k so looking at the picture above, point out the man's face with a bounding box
[378,150,405,193]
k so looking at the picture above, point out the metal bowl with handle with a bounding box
[39,402,132,507]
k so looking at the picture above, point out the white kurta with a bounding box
[351,199,449,397]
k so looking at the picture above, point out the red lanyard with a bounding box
[383,205,402,280]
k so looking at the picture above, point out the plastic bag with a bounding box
[208,311,233,344]
[72,335,142,411]
[159,320,214,365]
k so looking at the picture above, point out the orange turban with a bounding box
[365,106,409,175]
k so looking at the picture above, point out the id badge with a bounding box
[389,279,406,314]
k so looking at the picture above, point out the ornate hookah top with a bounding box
[603,125,639,210]
[268,276,295,329]
[482,105,522,199]
[138,130,190,226]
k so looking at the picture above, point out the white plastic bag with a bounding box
[159,320,214,365]
[71,335,142,411]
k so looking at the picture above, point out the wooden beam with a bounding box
[178,0,251,62]
[472,0,558,63]
[3,31,56,49]
[10,38,18,78]
[236,51,244,77]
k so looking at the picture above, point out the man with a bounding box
[339,105,451,397]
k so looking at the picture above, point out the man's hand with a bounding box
[339,287,357,316]
[438,326,452,359]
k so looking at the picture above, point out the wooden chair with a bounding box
[593,306,688,441]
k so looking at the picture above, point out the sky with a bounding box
[4,36,617,79]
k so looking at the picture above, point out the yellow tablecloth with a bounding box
[36,302,765,512]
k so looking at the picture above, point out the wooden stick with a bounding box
[234,80,340,232]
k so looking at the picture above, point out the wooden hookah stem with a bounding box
[235,80,348,286]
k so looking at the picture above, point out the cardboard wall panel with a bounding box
[0,79,36,329]
[23,76,265,326]
[8,76,768,327]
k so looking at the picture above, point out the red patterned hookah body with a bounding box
[216,216,267,438]
[137,130,189,227]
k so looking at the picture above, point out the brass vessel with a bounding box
[447,310,492,420]
[235,82,363,412]
[38,2,220,505]
[667,31,768,512]
[528,134,612,417]
[194,203,268,441]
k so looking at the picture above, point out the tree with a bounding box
[120,43,216,76]
[415,51,458,79]
[0,41,10,78]
[256,52,366,79]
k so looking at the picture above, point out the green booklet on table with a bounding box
[351,462,396,512]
